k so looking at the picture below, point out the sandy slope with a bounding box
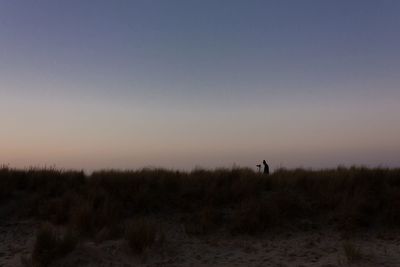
[1,217,400,267]
[0,220,37,267]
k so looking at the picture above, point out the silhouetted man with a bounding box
[263,160,269,175]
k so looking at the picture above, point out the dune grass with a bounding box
[3,166,400,263]
[2,166,400,239]
[343,240,364,263]
[31,223,78,266]
[125,217,164,254]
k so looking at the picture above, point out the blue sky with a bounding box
[1,1,399,170]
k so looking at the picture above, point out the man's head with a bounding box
[263,160,267,165]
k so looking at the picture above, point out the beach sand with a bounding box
[2,218,400,267]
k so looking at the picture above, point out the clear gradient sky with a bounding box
[1,0,400,171]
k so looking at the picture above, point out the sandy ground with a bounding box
[1,217,400,267]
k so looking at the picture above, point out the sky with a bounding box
[1,0,400,171]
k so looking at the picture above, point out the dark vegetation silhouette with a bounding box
[1,166,400,264]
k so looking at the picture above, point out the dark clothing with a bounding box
[263,161,269,175]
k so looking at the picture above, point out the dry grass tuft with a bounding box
[343,240,364,263]
[31,223,78,266]
[125,218,163,254]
